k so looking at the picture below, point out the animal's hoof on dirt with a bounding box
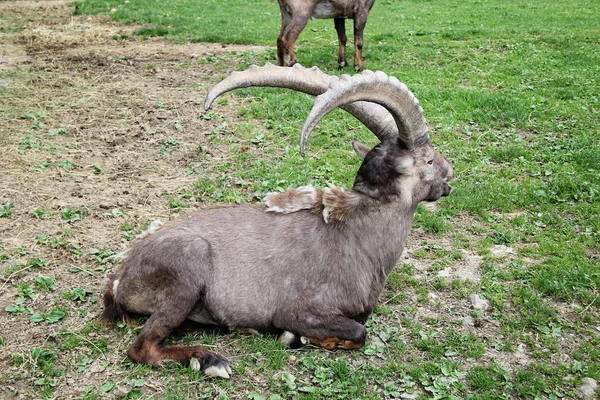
[191,354,232,379]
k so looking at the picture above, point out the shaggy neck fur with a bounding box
[265,185,363,223]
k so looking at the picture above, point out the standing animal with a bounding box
[102,64,454,379]
[276,0,376,70]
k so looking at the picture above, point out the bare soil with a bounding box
[0,1,271,397]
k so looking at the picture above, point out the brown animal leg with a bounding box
[353,12,368,71]
[277,2,313,66]
[278,16,310,66]
[334,18,348,69]
[307,336,365,350]
[278,314,366,350]
[127,305,231,378]
[276,5,293,66]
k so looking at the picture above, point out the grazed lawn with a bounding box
[1,0,599,398]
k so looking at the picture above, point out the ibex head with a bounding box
[351,139,454,206]
[205,64,454,207]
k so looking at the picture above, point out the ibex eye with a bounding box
[427,159,434,165]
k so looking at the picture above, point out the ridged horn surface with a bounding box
[204,63,331,109]
[301,70,429,155]
[204,64,400,152]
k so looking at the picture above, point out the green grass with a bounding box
[76,0,600,396]
[2,0,599,398]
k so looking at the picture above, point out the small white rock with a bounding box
[89,363,105,374]
[470,294,489,311]
[577,377,597,399]
[437,267,452,278]
[400,392,419,399]
[490,245,514,257]
[515,344,529,365]
[456,255,483,283]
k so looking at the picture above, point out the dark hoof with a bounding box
[190,354,232,379]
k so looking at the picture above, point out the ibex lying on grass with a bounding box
[276,0,376,70]
[102,64,454,378]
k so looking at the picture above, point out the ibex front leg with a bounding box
[278,313,366,350]
[334,18,348,69]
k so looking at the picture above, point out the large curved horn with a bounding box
[204,63,399,145]
[301,70,429,155]
[204,63,331,106]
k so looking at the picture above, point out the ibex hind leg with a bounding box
[278,314,366,351]
[334,18,348,69]
[127,292,231,379]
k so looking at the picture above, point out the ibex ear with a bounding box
[351,140,371,159]
[394,154,414,175]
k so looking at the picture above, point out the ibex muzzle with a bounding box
[102,64,454,379]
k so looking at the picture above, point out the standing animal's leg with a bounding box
[276,3,293,66]
[277,2,313,66]
[352,11,370,71]
[127,290,232,379]
[334,18,348,69]
[277,314,367,350]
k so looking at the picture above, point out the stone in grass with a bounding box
[490,244,514,257]
[400,392,420,400]
[456,254,483,283]
[577,377,597,399]
[470,294,489,312]
[437,267,452,278]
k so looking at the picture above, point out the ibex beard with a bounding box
[102,64,454,379]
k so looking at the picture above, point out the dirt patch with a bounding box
[0,43,28,71]
[0,1,272,398]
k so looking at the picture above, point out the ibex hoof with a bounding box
[278,331,307,348]
[191,354,232,379]
[338,61,348,70]
[278,331,296,346]
[190,357,201,371]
